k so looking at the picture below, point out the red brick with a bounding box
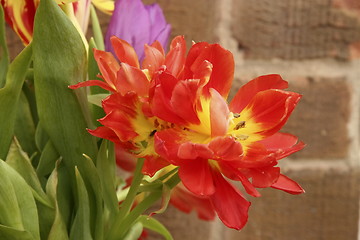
[225,165,360,240]
[283,76,351,159]
[143,0,219,46]
[232,0,360,60]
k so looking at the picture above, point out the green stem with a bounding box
[113,172,181,239]
[90,5,105,51]
[107,158,145,239]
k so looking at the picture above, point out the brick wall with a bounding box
[144,0,360,239]
[5,0,360,239]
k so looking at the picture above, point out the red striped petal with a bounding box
[68,80,115,92]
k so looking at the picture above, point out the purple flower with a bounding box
[105,0,171,61]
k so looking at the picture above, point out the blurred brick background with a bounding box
[5,0,360,239]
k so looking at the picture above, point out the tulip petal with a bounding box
[142,155,170,177]
[145,3,171,50]
[210,170,250,230]
[186,43,234,98]
[230,74,288,113]
[249,167,280,188]
[271,174,305,195]
[116,63,149,96]
[165,36,186,78]
[178,158,215,196]
[105,0,149,60]
[170,79,200,124]
[177,142,213,160]
[110,36,140,68]
[170,185,215,220]
[240,89,301,139]
[260,132,306,159]
[68,80,115,92]
[210,88,230,137]
[142,43,165,76]
[208,136,243,161]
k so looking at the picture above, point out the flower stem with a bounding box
[107,158,145,239]
[107,170,181,240]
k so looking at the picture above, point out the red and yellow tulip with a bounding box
[70,35,305,230]
[1,0,113,45]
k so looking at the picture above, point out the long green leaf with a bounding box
[97,140,118,217]
[70,168,93,240]
[36,140,59,184]
[0,5,9,88]
[14,92,37,157]
[46,161,69,240]
[6,138,51,207]
[0,45,32,160]
[0,225,34,240]
[33,0,97,172]
[0,160,40,240]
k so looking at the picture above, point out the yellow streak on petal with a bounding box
[6,0,33,44]
[132,106,155,143]
[188,96,211,136]
[227,108,264,151]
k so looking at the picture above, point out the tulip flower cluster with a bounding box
[0,0,304,238]
[71,34,305,230]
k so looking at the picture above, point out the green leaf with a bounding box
[78,154,105,240]
[6,138,52,208]
[0,225,35,240]
[0,44,32,160]
[14,92,37,158]
[0,5,9,88]
[34,122,49,152]
[33,0,97,172]
[97,140,118,215]
[70,168,93,240]
[0,160,40,240]
[46,162,69,240]
[54,162,74,233]
[138,216,173,240]
[36,140,59,184]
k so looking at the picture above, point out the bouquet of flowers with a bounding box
[0,0,305,239]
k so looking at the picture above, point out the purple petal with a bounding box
[145,4,171,50]
[105,0,171,61]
